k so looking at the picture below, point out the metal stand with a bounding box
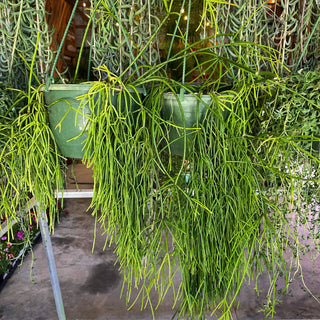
[36,189,94,320]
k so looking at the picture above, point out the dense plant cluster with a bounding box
[262,69,320,150]
[0,0,320,319]
[0,211,39,277]
[91,0,164,81]
[0,0,53,90]
[257,70,320,258]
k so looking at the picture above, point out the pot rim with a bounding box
[162,91,212,102]
[43,83,144,93]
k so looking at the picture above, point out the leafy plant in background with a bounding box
[0,0,53,90]
[257,69,320,260]
[262,69,320,150]
[0,87,18,120]
[213,0,320,76]
[81,0,164,82]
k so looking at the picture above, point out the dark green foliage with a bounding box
[262,69,320,153]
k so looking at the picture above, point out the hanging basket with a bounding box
[162,92,212,156]
[45,83,142,159]
[44,83,98,159]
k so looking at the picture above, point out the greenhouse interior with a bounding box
[1,0,320,319]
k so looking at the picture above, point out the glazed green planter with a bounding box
[45,84,141,158]
[162,91,233,156]
[162,92,212,156]
[44,84,97,159]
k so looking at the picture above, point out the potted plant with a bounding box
[1,1,320,320]
[116,1,320,318]
[0,0,62,231]
[152,0,276,156]
[43,0,164,158]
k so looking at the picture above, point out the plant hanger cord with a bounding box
[45,0,80,91]
[180,0,192,101]
[87,0,96,81]
[73,0,103,82]
[119,0,123,76]
[35,0,45,77]
[165,0,186,71]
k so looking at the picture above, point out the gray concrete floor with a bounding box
[0,163,320,320]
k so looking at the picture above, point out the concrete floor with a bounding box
[1,163,320,320]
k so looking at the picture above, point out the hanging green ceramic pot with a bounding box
[45,84,142,159]
[162,90,234,156]
[44,84,98,159]
[162,92,212,156]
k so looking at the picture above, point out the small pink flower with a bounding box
[7,242,12,247]
[17,231,24,240]
[8,254,13,258]
[1,236,7,241]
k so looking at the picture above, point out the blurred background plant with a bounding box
[214,0,320,77]
[0,202,67,288]
[0,0,53,90]
[256,69,320,260]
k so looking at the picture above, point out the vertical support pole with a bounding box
[37,203,66,320]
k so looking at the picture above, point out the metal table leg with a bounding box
[35,190,94,320]
[37,202,66,320]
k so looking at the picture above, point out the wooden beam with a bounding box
[76,7,90,23]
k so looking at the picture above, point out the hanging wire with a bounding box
[46,0,80,90]
[180,0,192,100]
[87,0,95,81]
